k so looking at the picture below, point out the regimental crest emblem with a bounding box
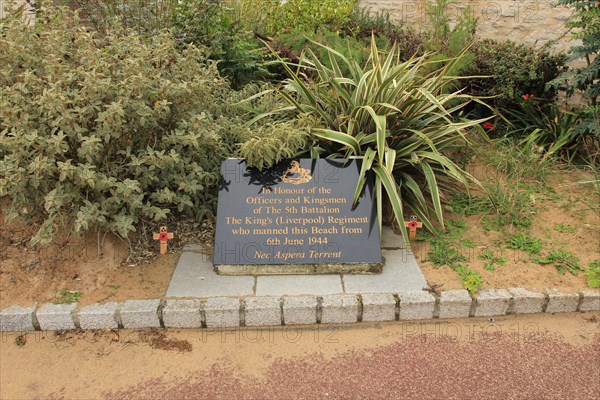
[280,160,312,184]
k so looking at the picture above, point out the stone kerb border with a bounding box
[1,288,599,332]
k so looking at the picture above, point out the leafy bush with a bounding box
[505,97,588,162]
[0,6,306,245]
[275,37,489,244]
[340,7,424,60]
[263,0,357,35]
[423,0,477,77]
[73,0,273,88]
[466,39,567,113]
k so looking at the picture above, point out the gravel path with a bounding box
[107,322,600,399]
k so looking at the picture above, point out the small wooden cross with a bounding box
[404,216,422,239]
[153,226,174,255]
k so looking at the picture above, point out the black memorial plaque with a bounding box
[213,158,381,271]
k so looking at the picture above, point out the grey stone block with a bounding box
[120,299,161,329]
[399,291,436,320]
[0,305,36,332]
[204,297,240,328]
[78,302,119,329]
[438,290,472,319]
[37,303,77,330]
[321,294,359,324]
[579,290,600,312]
[361,293,396,322]
[245,297,282,327]
[163,300,202,329]
[507,288,546,314]
[545,289,579,313]
[283,296,318,325]
[474,289,511,317]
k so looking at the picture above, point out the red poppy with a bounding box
[482,122,494,130]
[521,94,533,100]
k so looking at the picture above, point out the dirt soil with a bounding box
[0,214,182,308]
[1,165,598,308]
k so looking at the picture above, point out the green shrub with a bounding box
[548,0,600,155]
[466,39,567,113]
[340,7,424,60]
[0,6,306,245]
[274,37,489,244]
[73,0,273,89]
[264,0,357,35]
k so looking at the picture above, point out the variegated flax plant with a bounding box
[272,36,491,246]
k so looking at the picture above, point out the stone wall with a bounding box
[359,0,574,54]
[1,0,575,53]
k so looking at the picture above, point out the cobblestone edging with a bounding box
[1,288,599,332]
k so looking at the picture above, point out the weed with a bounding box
[447,219,468,232]
[507,234,543,254]
[454,265,484,293]
[53,290,82,305]
[534,249,585,275]
[476,138,552,183]
[478,249,507,272]
[482,215,507,231]
[553,223,576,233]
[483,180,535,228]
[450,191,493,215]
[460,238,477,249]
[425,240,468,268]
[584,260,600,288]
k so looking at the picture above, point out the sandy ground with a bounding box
[0,313,598,399]
[416,167,600,292]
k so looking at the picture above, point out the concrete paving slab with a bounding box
[256,275,343,296]
[167,252,254,298]
[343,249,427,294]
[381,226,406,249]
